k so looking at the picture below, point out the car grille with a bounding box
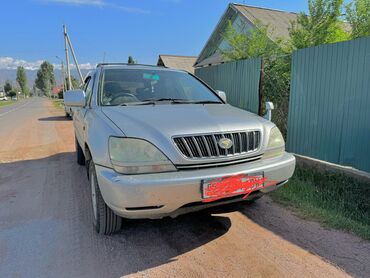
[173,131,261,159]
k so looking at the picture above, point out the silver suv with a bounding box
[64,64,295,235]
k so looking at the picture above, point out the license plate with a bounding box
[202,172,265,202]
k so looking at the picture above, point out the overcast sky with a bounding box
[0,0,311,70]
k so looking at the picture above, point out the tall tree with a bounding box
[289,0,349,49]
[16,66,28,96]
[35,61,56,95]
[346,0,370,39]
[4,80,12,95]
[127,56,136,64]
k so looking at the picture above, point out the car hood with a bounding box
[101,104,271,163]
[102,104,266,137]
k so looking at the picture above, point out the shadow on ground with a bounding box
[1,152,369,277]
[0,153,230,277]
[38,116,69,121]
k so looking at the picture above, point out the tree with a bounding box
[8,90,16,98]
[220,20,292,136]
[127,56,136,64]
[346,0,370,39]
[221,21,280,60]
[4,80,12,95]
[16,66,28,96]
[289,0,349,49]
[35,61,56,96]
[65,76,81,90]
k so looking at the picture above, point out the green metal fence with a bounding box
[287,37,370,173]
[195,58,261,114]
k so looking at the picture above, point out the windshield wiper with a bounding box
[187,100,222,104]
[119,101,155,106]
[142,98,189,103]
[141,98,222,104]
[118,99,222,106]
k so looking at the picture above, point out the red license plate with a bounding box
[202,173,266,202]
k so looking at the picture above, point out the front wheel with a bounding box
[89,161,122,235]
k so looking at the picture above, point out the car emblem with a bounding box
[218,138,233,149]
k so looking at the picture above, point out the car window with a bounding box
[84,76,94,106]
[100,69,221,106]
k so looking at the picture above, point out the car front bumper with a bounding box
[95,152,296,219]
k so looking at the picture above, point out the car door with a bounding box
[74,75,94,147]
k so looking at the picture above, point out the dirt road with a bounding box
[0,98,369,278]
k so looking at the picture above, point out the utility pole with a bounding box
[64,25,72,90]
[65,30,84,85]
[61,61,66,93]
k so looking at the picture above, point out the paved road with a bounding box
[0,98,369,278]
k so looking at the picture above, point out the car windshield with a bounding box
[100,68,222,106]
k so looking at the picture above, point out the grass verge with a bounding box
[0,100,16,107]
[270,165,370,240]
[52,99,64,110]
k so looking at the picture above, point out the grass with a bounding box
[52,99,64,110]
[271,165,370,240]
[0,100,16,107]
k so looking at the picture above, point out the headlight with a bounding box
[109,137,176,174]
[263,127,285,159]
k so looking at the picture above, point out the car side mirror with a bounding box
[264,102,274,121]
[216,90,227,103]
[64,90,86,107]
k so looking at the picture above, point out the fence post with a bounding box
[258,58,264,116]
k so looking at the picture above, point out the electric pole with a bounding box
[64,25,72,90]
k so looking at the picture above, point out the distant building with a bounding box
[194,3,298,67]
[157,55,197,73]
[52,85,63,95]
[0,91,5,97]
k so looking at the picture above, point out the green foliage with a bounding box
[8,91,16,98]
[16,66,28,96]
[35,61,56,95]
[263,55,292,138]
[221,21,280,60]
[289,0,349,49]
[65,76,81,90]
[127,56,136,64]
[271,165,370,240]
[346,0,370,38]
[221,20,291,136]
[4,80,12,94]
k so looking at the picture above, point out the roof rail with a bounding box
[96,63,167,68]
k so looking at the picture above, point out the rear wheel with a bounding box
[75,137,85,165]
[89,161,122,235]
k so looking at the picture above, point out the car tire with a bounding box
[89,161,122,235]
[76,137,85,166]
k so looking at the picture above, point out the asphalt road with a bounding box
[0,97,369,278]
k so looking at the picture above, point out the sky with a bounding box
[0,0,310,70]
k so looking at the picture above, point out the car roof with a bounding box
[97,63,187,73]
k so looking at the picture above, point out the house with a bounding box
[157,54,197,73]
[52,85,64,95]
[194,3,298,68]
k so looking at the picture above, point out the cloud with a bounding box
[0,57,44,70]
[42,0,150,14]
[53,62,95,70]
[0,57,95,71]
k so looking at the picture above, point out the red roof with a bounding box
[52,85,63,94]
